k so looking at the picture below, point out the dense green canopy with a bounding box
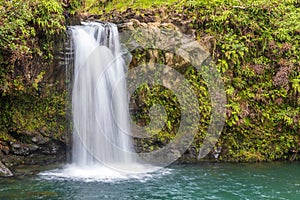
[0,0,299,162]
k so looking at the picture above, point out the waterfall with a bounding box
[70,22,135,169]
[39,22,162,181]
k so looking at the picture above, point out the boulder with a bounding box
[0,161,13,177]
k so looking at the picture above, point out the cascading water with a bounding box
[39,22,162,181]
[71,22,134,167]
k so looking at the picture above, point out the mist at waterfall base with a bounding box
[40,22,163,182]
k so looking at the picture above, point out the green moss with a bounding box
[0,0,65,95]
[0,0,299,162]
[81,0,179,13]
[0,89,66,142]
[0,0,69,153]
[99,0,300,161]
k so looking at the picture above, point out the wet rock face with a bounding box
[38,140,66,155]
[0,134,67,176]
[0,140,10,155]
[31,134,49,145]
[98,8,197,37]
[10,142,39,156]
[113,19,209,163]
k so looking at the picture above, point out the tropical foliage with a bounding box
[97,0,300,161]
[0,0,299,162]
[0,0,71,143]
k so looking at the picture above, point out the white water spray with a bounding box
[70,22,142,171]
[39,23,163,181]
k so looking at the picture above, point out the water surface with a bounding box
[0,162,299,199]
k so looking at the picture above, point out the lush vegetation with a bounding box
[0,0,71,144]
[95,0,300,161]
[174,0,300,161]
[80,0,178,13]
[0,0,63,94]
[0,0,299,163]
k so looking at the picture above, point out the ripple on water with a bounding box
[1,162,299,200]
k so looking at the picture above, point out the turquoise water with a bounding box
[0,162,299,199]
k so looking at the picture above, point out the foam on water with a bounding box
[39,165,171,182]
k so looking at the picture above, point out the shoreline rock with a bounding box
[0,161,13,177]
